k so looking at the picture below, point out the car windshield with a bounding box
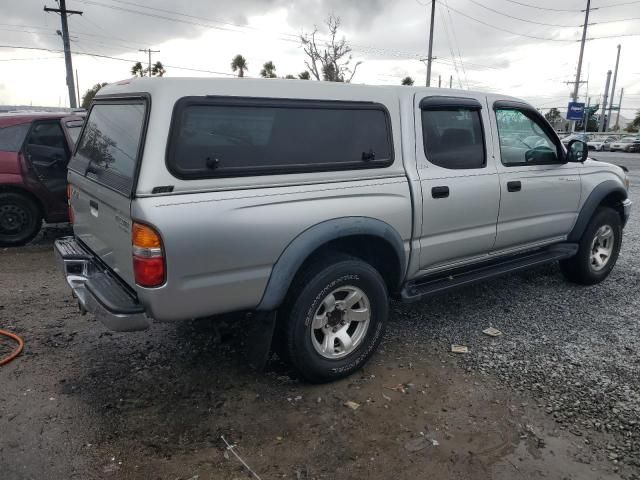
[620,137,637,143]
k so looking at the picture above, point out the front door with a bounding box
[415,95,500,272]
[490,101,582,252]
[23,120,70,205]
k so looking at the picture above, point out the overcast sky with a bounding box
[1,0,639,123]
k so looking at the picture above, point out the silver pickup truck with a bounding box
[55,77,631,382]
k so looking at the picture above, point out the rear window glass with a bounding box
[74,102,145,195]
[421,108,485,169]
[0,123,30,152]
[167,98,393,178]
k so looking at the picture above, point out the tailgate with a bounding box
[67,99,148,288]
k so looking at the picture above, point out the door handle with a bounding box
[507,181,522,192]
[89,200,99,217]
[431,186,450,198]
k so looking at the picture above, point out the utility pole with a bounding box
[426,0,436,87]
[606,44,621,131]
[583,97,591,133]
[598,70,611,132]
[438,75,441,88]
[614,88,624,130]
[75,69,80,108]
[571,0,591,131]
[139,48,160,77]
[449,75,452,88]
[44,0,82,109]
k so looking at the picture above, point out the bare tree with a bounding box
[300,15,362,83]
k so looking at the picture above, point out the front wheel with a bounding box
[0,193,42,247]
[560,207,622,285]
[281,255,388,383]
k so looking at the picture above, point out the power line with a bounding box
[594,0,640,9]
[435,1,579,42]
[464,0,581,27]
[0,44,238,76]
[444,0,469,88]
[498,0,582,12]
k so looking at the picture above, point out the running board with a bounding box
[401,243,579,302]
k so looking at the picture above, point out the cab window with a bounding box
[495,109,561,166]
[421,108,486,170]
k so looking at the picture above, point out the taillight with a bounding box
[66,184,74,224]
[132,222,165,287]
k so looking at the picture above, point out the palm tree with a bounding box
[151,61,166,77]
[298,71,310,80]
[260,61,277,78]
[131,61,145,77]
[231,54,248,77]
[401,76,414,86]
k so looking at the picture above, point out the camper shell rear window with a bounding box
[69,96,148,196]
[166,96,394,179]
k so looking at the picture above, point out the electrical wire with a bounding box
[465,0,581,27]
[0,44,239,76]
[444,0,470,89]
[498,0,582,12]
[435,1,579,42]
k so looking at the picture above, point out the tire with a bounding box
[560,207,622,285]
[0,192,42,247]
[280,254,388,383]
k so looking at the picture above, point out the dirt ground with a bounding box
[0,237,631,479]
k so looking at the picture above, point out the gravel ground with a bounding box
[390,152,640,473]
[1,152,638,479]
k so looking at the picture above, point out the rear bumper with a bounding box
[54,237,150,331]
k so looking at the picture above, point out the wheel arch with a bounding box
[256,217,407,311]
[568,180,628,242]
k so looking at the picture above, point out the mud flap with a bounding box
[245,311,277,371]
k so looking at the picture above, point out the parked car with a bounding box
[587,135,618,151]
[561,133,591,147]
[609,136,640,153]
[55,78,631,383]
[0,112,84,246]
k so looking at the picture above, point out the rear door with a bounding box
[415,95,500,272]
[68,97,148,286]
[490,100,581,252]
[24,119,70,199]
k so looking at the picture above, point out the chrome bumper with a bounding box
[54,237,150,331]
[622,199,632,226]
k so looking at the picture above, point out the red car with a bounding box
[0,112,84,246]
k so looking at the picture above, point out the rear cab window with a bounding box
[419,96,486,170]
[166,97,394,179]
[69,98,147,196]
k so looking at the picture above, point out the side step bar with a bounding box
[401,243,578,302]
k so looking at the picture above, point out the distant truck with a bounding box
[55,78,631,382]
[0,112,84,246]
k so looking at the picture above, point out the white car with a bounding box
[609,136,640,153]
[587,136,618,151]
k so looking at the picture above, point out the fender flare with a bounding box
[568,180,628,242]
[256,217,407,311]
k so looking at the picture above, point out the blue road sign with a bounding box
[567,102,585,121]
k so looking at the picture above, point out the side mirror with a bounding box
[567,139,588,163]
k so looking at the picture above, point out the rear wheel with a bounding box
[280,255,388,383]
[0,193,42,247]
[560,207,622,285]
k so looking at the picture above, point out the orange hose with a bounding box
[0,330,24,366]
